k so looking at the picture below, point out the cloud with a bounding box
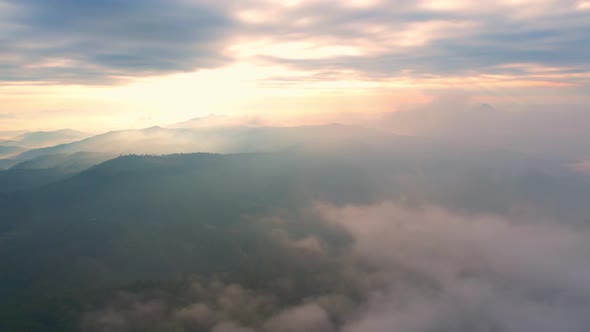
[233,0,590,87]
[82,200,590,331]
[0,0,235,84]
[317,202,590,332]
[263,303,334,332]
[271,228,326,253]
[83,279,283,331]
[1,0,588,87]
[212,322,256,332]
[83,295,168,332]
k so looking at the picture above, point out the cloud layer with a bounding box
[82,201,590,331]
[243,0,590,85]
[1,0,589,86]
[0,0,234,83]
[319,202,590,332]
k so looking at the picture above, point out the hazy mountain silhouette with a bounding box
[168,114,272,128]
[11,152,114,173]
[0,145,25,159]
[0,152,114,193]
[0,130,28,140]
[14,124,392,161]
[10,129,89,149]
[0,139,20,146]
[0,159,19,170]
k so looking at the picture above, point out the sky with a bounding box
[0,0,589,131]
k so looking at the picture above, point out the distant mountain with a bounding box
[11,152,114,173]
[0,159,18,170]
[477,103,497,112]
[0,130,28,140]
[0,146,25,159]
[168,114,273,128]
[4,124,400,194]
[12,129,89,148]
[0,152,116,193]
[13,124,392,160]
[0,139,20,146]
[3,124,396,193]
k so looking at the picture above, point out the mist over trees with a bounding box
[1,122,590,331]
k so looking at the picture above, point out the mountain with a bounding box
[477,103,497,112]
[0,146,26,159]
[0,159,19,170]
[13,124,391,160]
[0,139,20,146]
[0,130,28,140]
[11,129,90,149]
[0,152,115,193]
[5,124,398,194]
[3,124,393,193]
[10,152,114,173]
[168,114,272,128]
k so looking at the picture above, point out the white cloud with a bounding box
[264,303,334,332]
[212,322,257,332]
[318,202,590,332]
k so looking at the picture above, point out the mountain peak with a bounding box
[478,103,497,112]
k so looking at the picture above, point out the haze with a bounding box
[0,1,589,332]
